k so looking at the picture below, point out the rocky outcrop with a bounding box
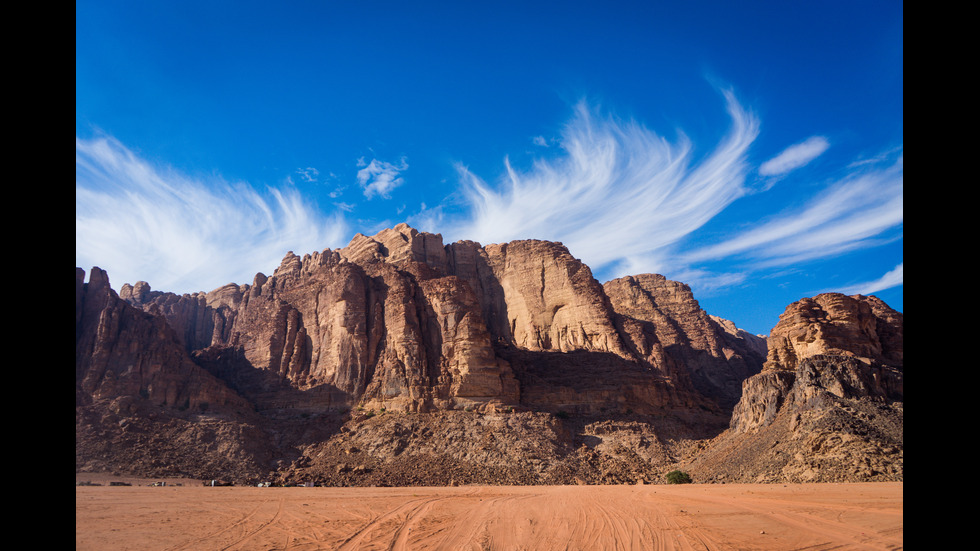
[272,409,730,487]
[727,370,798,434]
[680,293,904,483]
[710,314,768,357]
[791,354,903,408]
[729,352,903,434]
[116,233,521,414]
[479,239,629,357]
[684,352,904,483]
[731,293,903,434]
[341,223,448,272]
[76,267,249,412]
[762,292,903,373]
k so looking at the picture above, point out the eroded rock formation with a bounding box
[680,293,904,483]
[762,292,903,374]
[76,225,902,484]
[731,293,903,434]
[102,223,763,415]
[604,274,766,409]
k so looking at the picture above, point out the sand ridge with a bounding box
[76,481,902,550]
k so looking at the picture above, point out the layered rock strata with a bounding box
[762,292,903,374]
[96,223,764,415]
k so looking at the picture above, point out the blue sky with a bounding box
[76,1,903,336]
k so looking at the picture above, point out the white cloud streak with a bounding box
[356,157,408,199]
[76,91,901,305]
[447,90,759,279]
[76,135,349,294]
[758,136,830,176]
[439,94,901,300]
[837,263,903,296]
[683,154,903,268]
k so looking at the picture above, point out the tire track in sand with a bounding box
[163,502,262,551]
[658,489,902,551]
[163,497,283,551]
[335,496,442,551]
[440,492,540,550]
[220,496,285,550]
[592,490,711,551]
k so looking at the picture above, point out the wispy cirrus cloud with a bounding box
[683,153,903,268]
[447,90,759,279]
[76,90,902,305]
[438,92,901,298]
[837,262,903,295]
[75,135,349,294]
[356,157,408,199]
[758,136,830,177]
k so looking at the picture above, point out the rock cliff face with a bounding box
[104,223,763,416]
[604,274,765,409]
[76,225,901,485]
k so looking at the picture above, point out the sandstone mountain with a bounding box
[76,224,901,485]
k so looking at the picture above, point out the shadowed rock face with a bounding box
[76,267,249,412]
[603,274,766,410]
[83,223,766,415]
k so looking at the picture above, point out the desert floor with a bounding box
[76,477,902,550]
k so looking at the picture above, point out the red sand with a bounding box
[76,480,902,550]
